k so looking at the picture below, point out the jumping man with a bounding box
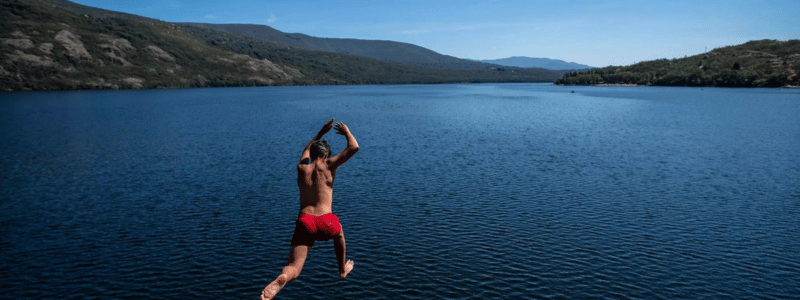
[261,118,359,299]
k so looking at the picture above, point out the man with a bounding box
[261,118,359,300]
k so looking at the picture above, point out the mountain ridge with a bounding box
[183,23,507,69]
[0,0,563,91]
[481,56,593,70]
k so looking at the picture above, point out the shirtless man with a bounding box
[261,119,359,300]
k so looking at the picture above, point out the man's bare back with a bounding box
[262,119,359,300]
[297,155,335,216]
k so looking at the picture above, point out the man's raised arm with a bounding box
[299,119,334,164]
[328,122,359,169]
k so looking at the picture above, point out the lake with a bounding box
[1,83,799,299]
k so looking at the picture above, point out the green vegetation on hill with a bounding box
[1,0,303,90]
[0,0,563,91]
[185,23,496,69]
[555,40,800,87]
[175,24,561,85]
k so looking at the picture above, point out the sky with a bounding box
[71,0,799,67]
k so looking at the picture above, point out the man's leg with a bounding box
[261,244,310,300]
[333,231,354,279]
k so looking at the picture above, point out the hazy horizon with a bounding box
[71,0,799,67]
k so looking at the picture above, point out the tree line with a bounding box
[556,40,799,87]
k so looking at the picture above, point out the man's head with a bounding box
[310,140,331,160]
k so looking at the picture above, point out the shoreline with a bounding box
[6,82,800,93]
[594,83,639,87]
[556,83,798,88]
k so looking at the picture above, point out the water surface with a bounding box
[1,84,799,299]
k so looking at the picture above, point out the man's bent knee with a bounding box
[281,265,302,281]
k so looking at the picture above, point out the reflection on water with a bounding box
[1,84,799,299]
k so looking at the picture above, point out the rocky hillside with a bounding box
[555,40,800,87]
[172,24,562,86]
[0,0,306,90]
[184,23,493,69]
[1,0,563,91]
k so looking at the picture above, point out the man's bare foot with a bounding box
[261,274,288,300]
[339,260,354,279]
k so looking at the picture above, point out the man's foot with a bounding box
[339,260,354,279]
[261,274,288,300]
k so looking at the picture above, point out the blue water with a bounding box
[1,84,799,299]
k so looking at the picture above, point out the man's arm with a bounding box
[299,118,334,164]
[328,122,359,169]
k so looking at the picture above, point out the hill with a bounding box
[183,23,509,69]
[481,57,593,70]
[555,40,800,87]
[0,0,563,91]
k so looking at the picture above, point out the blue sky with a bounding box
[72,0,798,67]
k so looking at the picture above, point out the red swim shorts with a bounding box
[291,213,342,246]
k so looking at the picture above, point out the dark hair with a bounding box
[310,140,330,160]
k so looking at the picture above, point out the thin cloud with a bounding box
[267,12,277,24]
[204,14,217,19]
[401,29,432,35]
[399,22,507,35]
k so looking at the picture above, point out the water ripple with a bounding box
[2,85,799,299]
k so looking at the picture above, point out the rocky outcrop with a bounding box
[281,65,304,80]
[54,30,93,63]
[0,66,11,77]
[180,75,209,86]
[97,35,137,67]
[38,43,54,54]
[7,50,57,68]
[2,38,34,49]
[98,44,131,66]
[122,77,144,88]
[247,76,274,85]
[11,31,30,39]
[212,54,302,82]
[145,45,175,62]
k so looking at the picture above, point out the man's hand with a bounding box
[334,122,350,136]
[328,121,358,169]
[319,118,335,136]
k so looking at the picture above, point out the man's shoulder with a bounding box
[297,160,332,172]
[297,160,313,173]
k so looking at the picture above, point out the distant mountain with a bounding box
[184,23,507,69]
[481,57,593,70]
[1,0,564,91]
[555,39,800,87]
